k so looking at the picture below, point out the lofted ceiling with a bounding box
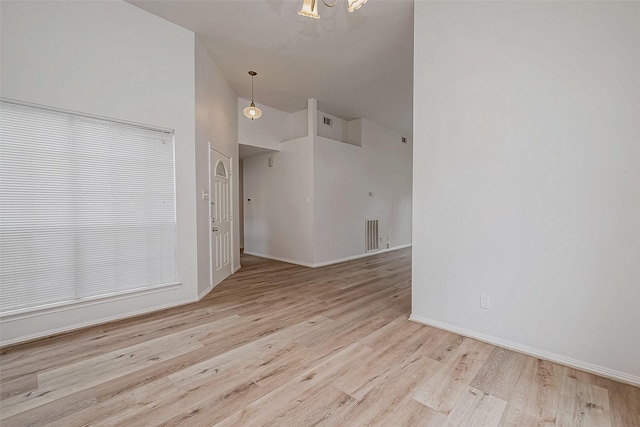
[128,0,414,136]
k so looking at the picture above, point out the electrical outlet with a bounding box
[480,294,490,309]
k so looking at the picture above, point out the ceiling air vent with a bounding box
[323,116,333,127]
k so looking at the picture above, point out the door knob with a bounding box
[212,227,219,232]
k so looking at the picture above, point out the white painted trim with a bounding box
[243,244,412,269]
[233,264,242,273]
[198,284,214,301]
[308,98,318,138]
[209,146,234,288]
[198,264,241,302]
[0,282,183,321]
[1,297,197,347]
[312,244,412,268]
[408,314,640,388]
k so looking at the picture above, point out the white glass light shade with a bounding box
[299,0,320,19]
[347,0,367,12]
[243,102,262,120]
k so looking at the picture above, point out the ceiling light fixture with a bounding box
[299,0,368,19]
[243,71,262,120]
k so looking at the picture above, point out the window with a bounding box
[215,161,227,178]
[0,99,177,315]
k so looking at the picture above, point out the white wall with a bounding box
[238,97,289,151]
[317,111,349,144]
[314,119,412,264]
[238,98,309,150]
[242,101,413,268]
[195,38,240,296]
[239,159,244,249]
[412,1,640,383]
[0,0,198,343]
[243,137,315,266]
[289,109,308,141]
[347,119,363,147]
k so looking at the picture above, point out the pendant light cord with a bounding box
[244,71,262,120]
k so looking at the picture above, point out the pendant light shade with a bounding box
[299,0,367,19]
[243,102,262,120]
[347,0,367,12]
[298,0,320,19]
[243,71,262,120]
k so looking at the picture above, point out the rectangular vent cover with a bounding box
[323,116,333,127]
[366,219,379,252]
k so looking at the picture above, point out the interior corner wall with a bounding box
[413,1,640,382]
[317,111,348,143]
[239,159,244,250]
[243,137,314,266]
[195,37,240,296]
[0,0,198,344]
[238,98,289,150]
[289,109,309,141]
[313,120,413,265]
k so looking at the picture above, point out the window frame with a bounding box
[0,98,181,317]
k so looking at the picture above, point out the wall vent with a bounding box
[323,116,333,127]
[365,219,379,252]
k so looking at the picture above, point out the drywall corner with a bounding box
[347,119,363,147]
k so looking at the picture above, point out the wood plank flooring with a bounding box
[1,248,639,426]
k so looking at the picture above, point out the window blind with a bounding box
[0,99,177,315]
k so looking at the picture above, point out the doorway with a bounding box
[210,147,233,286]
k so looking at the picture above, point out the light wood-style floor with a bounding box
[1,248,638,426]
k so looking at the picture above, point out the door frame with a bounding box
[209,145,234,287]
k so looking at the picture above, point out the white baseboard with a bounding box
[198,284,213,301]
[243,244,412,269]
[199,264,242,301]
[409,314,640,387]
[312,244,412,268]
[242,251,315,268]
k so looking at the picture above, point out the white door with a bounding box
[210,148,233,286]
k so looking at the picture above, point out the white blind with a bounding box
[0,100,177,315]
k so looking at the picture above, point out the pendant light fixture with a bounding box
[243,71,262,120]
[299,0,367,19]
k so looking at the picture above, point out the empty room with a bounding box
[0,1,638,426]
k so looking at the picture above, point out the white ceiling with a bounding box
[238,144,278,159]
[128,0,414,136]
